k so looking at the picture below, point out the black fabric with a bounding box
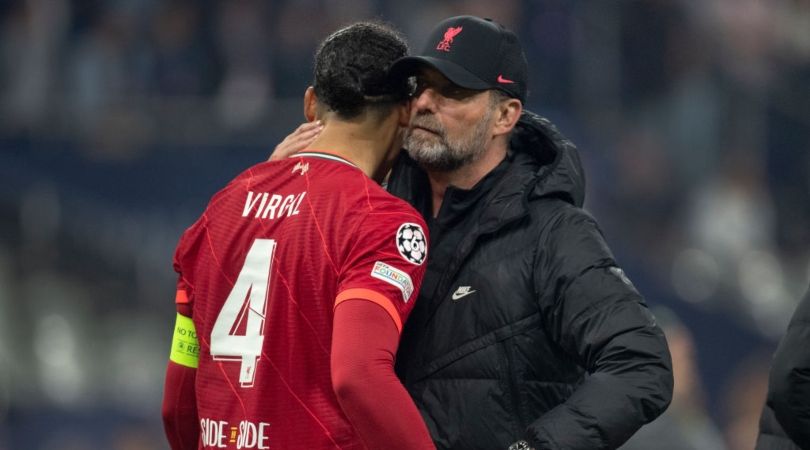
[756,404,803,450]
[420,155,511,308]
[388,110,673,450]
[756,285,810,450]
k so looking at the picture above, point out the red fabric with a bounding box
[176,302,192,318]
[162,360,199,450]
[171,155,429,449]
[332,299,435,449]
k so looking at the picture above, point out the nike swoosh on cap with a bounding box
[497,74,515,84]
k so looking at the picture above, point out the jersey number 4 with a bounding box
[210,239,276,387]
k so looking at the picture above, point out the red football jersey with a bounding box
[173,152,429,450]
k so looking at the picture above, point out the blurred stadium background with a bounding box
[1,0,808,449]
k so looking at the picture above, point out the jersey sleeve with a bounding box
[173,219,204,316]
[336,204,428,333]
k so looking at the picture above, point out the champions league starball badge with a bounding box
[396,223,427,265]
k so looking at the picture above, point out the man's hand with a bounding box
[269,121,323,161]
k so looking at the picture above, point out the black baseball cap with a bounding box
[390,15,528,102]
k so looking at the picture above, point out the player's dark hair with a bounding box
[313,22,410,119]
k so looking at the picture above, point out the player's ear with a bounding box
[304,86,317,122]
[397,100,410,127]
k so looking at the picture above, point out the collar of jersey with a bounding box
[295,151,358,168]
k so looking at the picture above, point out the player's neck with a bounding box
[308,121,398,183]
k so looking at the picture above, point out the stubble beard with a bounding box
[404,109,494,172]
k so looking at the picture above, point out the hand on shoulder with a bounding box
[269,121,323,161]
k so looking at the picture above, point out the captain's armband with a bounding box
[169,313,199,368]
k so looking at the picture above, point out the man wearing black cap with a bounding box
[273,15,673,450]
[384,16,673,450]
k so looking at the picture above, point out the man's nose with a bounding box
[411,87,439,113]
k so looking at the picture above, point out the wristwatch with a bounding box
[507,440,535,450]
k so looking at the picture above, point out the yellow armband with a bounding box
[169,313,199,368]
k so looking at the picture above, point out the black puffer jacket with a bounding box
[389,111,673,450]
[756,285,810,450]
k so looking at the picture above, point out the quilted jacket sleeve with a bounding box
[527,207,673,449]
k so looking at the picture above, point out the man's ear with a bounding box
[304,86,318,122]
[492,97,522,137]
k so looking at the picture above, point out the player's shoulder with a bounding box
[228,160,284,186]
[213,160,294,200]
[364,189,427,231]
[371,188,422,216]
